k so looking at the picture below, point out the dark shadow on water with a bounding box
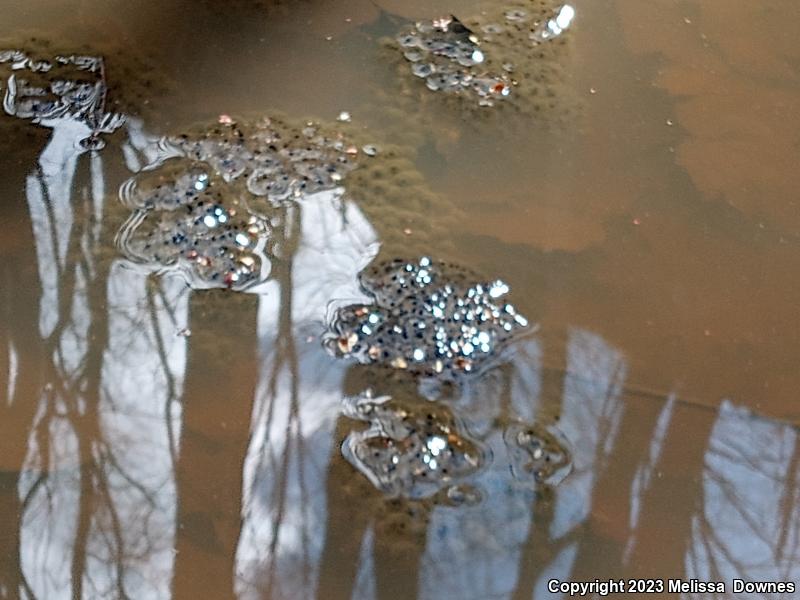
[172,291,259,600]
[0,138,47,600]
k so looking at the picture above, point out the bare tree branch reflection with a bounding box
[511,346,568,600]
[686,402,800,591]
[235,190,379,600]
[2,98,187,598]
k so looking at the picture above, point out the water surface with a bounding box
[0,0,799,598]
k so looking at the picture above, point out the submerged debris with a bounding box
[0,48,125,147]
[324,257,529,377]
[341,391,489,499]
[393,2,575,109]
[504,421,572,485]
[117,116,375,291]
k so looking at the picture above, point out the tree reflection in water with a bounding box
[0,47,798,600]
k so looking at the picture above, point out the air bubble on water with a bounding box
[489,281,510,298]
[531,4,576,41]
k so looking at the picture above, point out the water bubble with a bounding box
[362,144,379,156]
[193,173,209,191]
[531,4,576,40]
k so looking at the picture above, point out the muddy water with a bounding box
[0,0,799,599]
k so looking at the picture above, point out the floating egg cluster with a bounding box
[117,116,375,291]
[341,391,488,499]
[172,117,366,204]
[339,386,573,498]
[396,16,512,107]
[324,257,529,377]
[394,3,575,109]
[117,159,271,290]
[504,421,572,485]
[0,49,124,148]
